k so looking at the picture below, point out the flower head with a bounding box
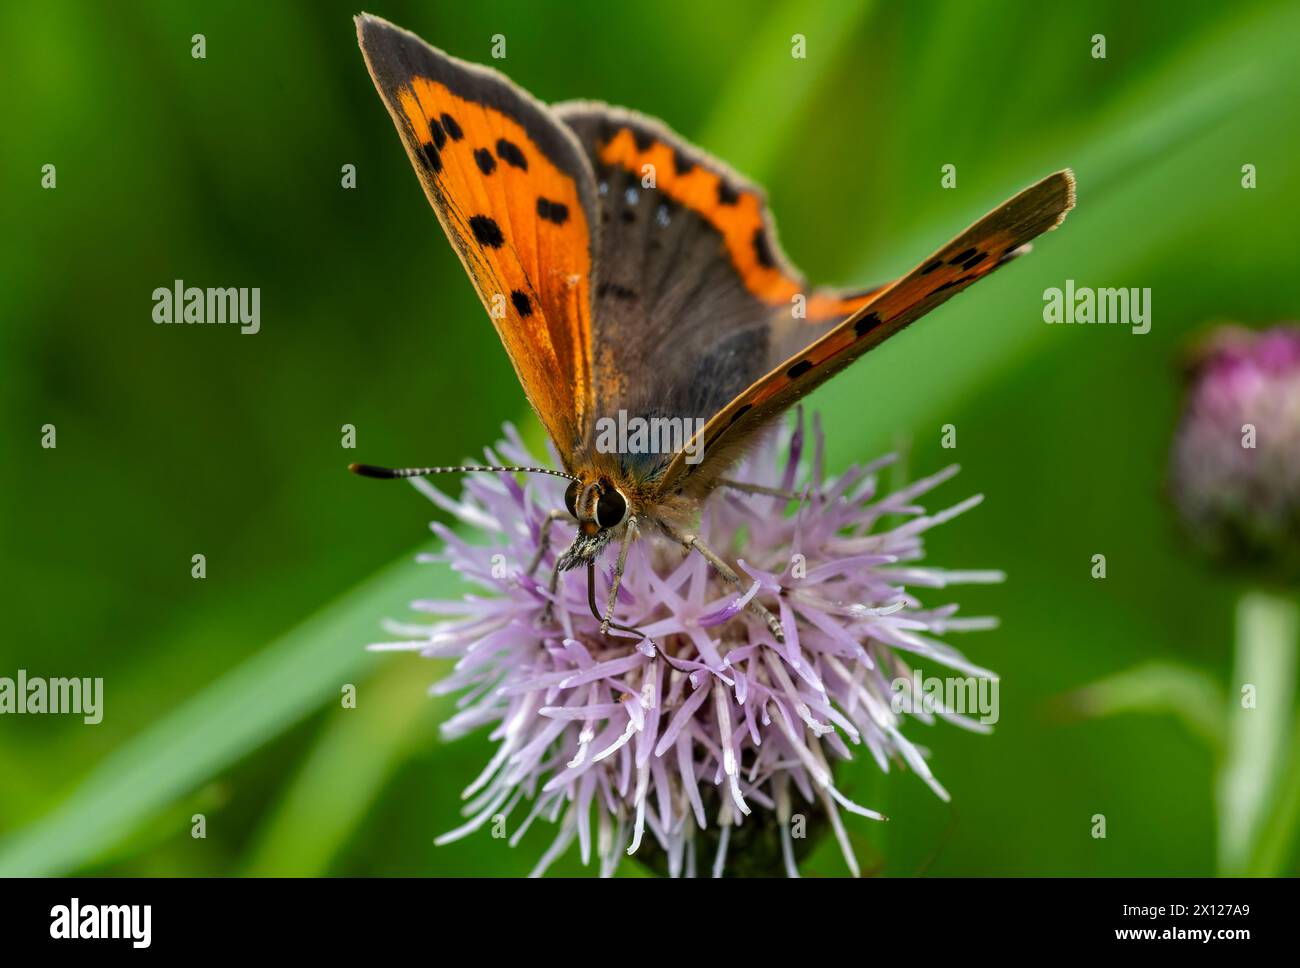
[1170,324,1300,580]
[375,414,1002,876]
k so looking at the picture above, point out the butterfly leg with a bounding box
[600,515,638,636]
[537,558,565,626]
[527,508,570,577]
[528,509,570,625]
[661,524,786,643]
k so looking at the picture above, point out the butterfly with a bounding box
[352,14,1074,643]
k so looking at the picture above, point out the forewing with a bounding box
[357,15,599,461]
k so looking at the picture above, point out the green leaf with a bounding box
[0,543,446,876]
[1248,711,1300,875]
[242,655,449,876]
[697,0,877,177]
[1218,589,1298,875]
[1065,661,1227,753]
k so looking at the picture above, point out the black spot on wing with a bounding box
[921,259,943,275]
[473,148,496,175]
[469,215,504,248]
[429,117,447,149]
[420,142,442,173]
[854,311,883,337]
[632,129,653,151]
[673,153,695,176]
[716,181,740,205]
[496,138,528,170]
[728,404,753,425]
[510,290,532,316]
[961,251,988,271]
[786,359,814,379]
[753,228,775,268]
[537,197,569,225]
[947,247,977,265]
[439,112,463,141]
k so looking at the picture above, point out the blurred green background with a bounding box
[2,0,1299,877]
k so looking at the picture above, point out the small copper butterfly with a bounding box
[352,14,1075,640]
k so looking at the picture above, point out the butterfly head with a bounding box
[556,477,630,571]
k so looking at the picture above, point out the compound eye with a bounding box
[563,480,580,519]
[595,487,627,529]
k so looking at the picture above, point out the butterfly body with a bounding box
[354,14,1074,636]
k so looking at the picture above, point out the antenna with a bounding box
[349,463,578,483]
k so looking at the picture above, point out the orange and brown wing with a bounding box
[660,170,1077,496]
[357,15,598,462]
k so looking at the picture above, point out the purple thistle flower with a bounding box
[371,414,1002,877]
[1170,324,1300,580]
